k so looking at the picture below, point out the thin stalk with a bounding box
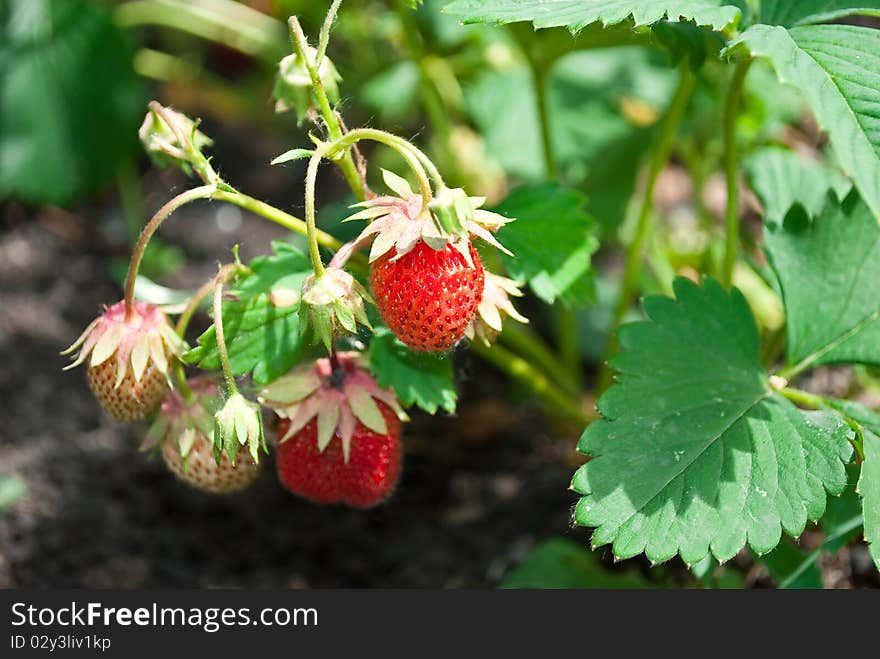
[721,60,752,289]
[175,263,239,338]
[330,128,435,204]
[499,322,580,396]
[532,65,557,179]
[780,387,827,409]
[213,270,238,395]
[315,0,343,68]
[212,189,347,254]
[304,144,332,277]
[115,0,287,63]
[116,158,146,244]
[597,64,694,392]
[124,185,217,318]
[288,16,365,200]
[555,307,583,391]
[471,342,590,428]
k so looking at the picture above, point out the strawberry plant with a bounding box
[55,0,880,586]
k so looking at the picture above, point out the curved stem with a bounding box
[124,184,217,318]
[597,64,694,392]
[304,144,332,277]
[532,64,557,179]
[499,322,580,396]
[780,387,827,409]
[721,59,752,289]
[330,128,435,206]
[212,270,238,395]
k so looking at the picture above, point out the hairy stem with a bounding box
[212,269,238,395]
[175,263,240,338]
[315,0,343,68]
[288,16,365,200]
[597,64,694,392]
[721,59,752,289]
[124,184,217,318]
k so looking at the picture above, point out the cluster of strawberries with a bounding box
[64,167,525,508]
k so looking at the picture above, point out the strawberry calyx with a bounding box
[144,376,220,459]
[465,272,529,346]
[299,267,372,351]
[343,169,515,267]
[259,352,407,463]
[62,300,185,387]
[273,46,341,125]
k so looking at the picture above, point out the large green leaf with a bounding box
[0,0,144,205]
[573,277,852,564]
[758,1,880,27]
[184,242,314,385]
[765,194,880,370]
[745,147,851,227]
[368,328,457,414]
[444,0,741,32]
[830,400,880,570]
[727,24,880,220]
[493,184,599,306]
[500,538,652,588]
[860,429,880,569]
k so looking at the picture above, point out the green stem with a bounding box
[471,342,590,428]
[212,269,238,395]
[288,16,365,201]
[499,322,580,396]
[115,0,287,63]
[315,0,343,68]
[597,64,694,392]
[124,184,217,318]
[721,59,752,289]
[532,64,557,179]
[330,128,435,205]
[173,362,194,403]
[212,189,346,254]
[779,387,827,409]
[555,307,583,391]
[304,144,333,277]
[175,263,240,338]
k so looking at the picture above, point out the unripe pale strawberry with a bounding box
[63,300,185,420]
[148,377,260,494]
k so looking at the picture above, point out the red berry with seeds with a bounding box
[259,352,408,509]
[370,241,484,352]
[275,401,402,508]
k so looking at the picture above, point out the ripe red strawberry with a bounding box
[149,377,260,494]
[275,401,402,508]
[370,241,484,352]
[63,300,185,420]
[343,171,514,353]
[259,352,408,508]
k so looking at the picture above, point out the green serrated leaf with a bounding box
[745,147,851,227]
[493,184,598,306]
[765,194,880,370]
[185,241,314,385]
[443,0,741,32]
[368,329,457,414]
[0,0,144,205]
[270,148,314,165]
[573,277,853,564]
[758,1,880,27]
[500,538,653,589]
[727,24,880,220]
[860,430,880,570]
